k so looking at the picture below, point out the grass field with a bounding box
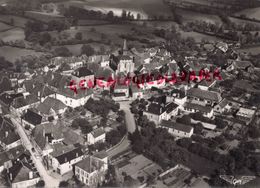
[176,9,222,24]
[181,31,219,42]
[229,17,260,28]
[238,46,260,55]
[0,15,30,28]
[66,0,173,19]
[0,46,44,63]
[235,7,260,21]
[0,28,25,42]
[0,22,12,32]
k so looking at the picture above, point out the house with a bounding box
[112,84,129,101]
[0,116,21,150]
[88,55,110,68]
[7,160,40,188]
[161,120,194,138]
[10,94,40,115]
[143,101,178,124]
[130,85,144,99]
[50,146,84,175]
[22,109,43,129]
[214,98,232,113]
[87,127,106,145]
[36,97,67,120]
[75,155,108,187]
[227,60,254,72]
[216,42,228,53]
[168,89,187,106]
[187,88,222,106]
[197,79,217,91]
[236,107,256,124]
[95,67,115,90]
[72,66,95,87]
[0,93,23,108]
[183,102,214,118]
[0,152,11,173]
[29,83,56,102]
[32,122,64,156]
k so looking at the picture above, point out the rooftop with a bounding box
[76,156,104,173]
[22,109,42,126]
[184,102,213,113]
[161,120,193,133]
[187,88,221,102]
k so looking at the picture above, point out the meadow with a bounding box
[0,46,44,63]
[0,22,12,32]
[0,15,30,28]
[235,7,260,21]
[0,28,25,42]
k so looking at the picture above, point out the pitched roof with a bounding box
[161,120,193,133]
[187,88,221,102]
[33,122,65,150]
[0,93,23,106]
[146,103,166,115]
[93,150,108,159]
[184,102,213,113]
[233,60,253,69]
[73,66,93,78]
[22,109,42,126]
[55,147,84,164]
[90,127,105,138]
[0,116,20,146]
[11,94,39,109]
[37,97,67,115]
[76,156,104,173]
[165,102,179,113]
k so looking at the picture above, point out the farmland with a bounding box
[0,15,30,28]
[65,0,173,19]
[229,17,260,28]
[235,7,260,21]
[0,22,12,32]
[0,28,25,42]
[181,31,219,42]
[238,46,260,55]
[0,46,44,63]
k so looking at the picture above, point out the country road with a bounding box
[106,100,136,158]
[9,115,60,188]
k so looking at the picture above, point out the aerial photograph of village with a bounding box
[0,0,260,187]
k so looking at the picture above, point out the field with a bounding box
[0,15,30,28]
[176,9,222,24]
[66,0,173,19]
[0,28,25,42]
[0,22,12,32]
[235,7,260,21]
[181,31,219,42]
[54,43,110,56]
[0,46,44,63]
[238,46,260,55]
[229,17,260,28]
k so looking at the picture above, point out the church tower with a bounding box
[122,39,128,55]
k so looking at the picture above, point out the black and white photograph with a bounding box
[0,0,260,187]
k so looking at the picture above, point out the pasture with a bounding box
[229,17,260,28]
[0,46,44,63]
[235,7,260,21]
[238,46,260,55]
[0,15,30,28]
[181,31,219,42]
[0,22,12,32]
[0,28,25,42]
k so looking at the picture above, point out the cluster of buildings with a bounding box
[0,38,258,187]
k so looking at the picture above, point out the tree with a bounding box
[75,32,83,40]
[248,126,260,139]
[54,47,72,57]
[59,181,69,187]
[36,180,45,187]
[107,11,114,20]
[137,13,141,20]
[81,44,95,56]
[39,32,51,46]
[121,10,127,20]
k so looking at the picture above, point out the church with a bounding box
[110,40,135,75]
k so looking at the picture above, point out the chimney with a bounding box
[5,131,8,138]
[29,171,33,179]
[9,173,12,181]
[51,74,54,80]
[38,91,40,98]
[43,129,45,137]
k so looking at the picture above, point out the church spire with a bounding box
[123,39,127,55]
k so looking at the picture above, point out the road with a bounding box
[9,115,60,188]
[106,100,137,158]
[119,101,136,133]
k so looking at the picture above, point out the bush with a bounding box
[36,180,45,187]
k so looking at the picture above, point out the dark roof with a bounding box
[113,93,126,97]
[93,150,108,159]
[37,97,67,115]
[187,88,221,102]
[22,109,42,126]
[146,103,166,115]
[76,156,104,173]
[55,147,83,164]
[11,95,39,109]
[119,55,133,61]
[148,95,167,105]
[161,120,193,133]
[73,66,93,78]
[165,102,179,113]
[0,116,20,146]
[184,102,212,113]
[0,93,23,106]
[90,128,105,138]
